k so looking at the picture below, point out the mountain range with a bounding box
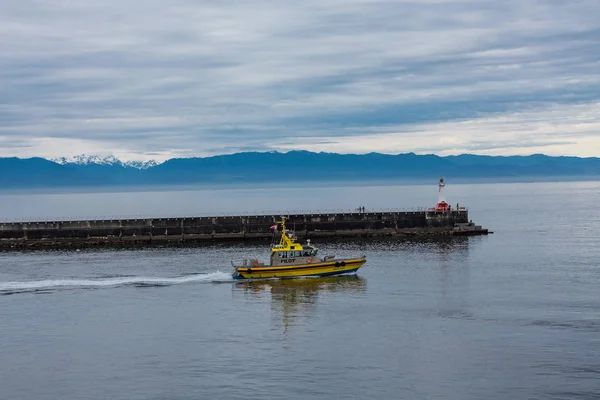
[52,155,159,170]
[0,151,599,189]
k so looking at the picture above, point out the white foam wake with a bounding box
[0,271,233,293]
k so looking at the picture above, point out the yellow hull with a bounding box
[233,258,366,279]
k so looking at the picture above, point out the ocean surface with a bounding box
[1,181,600,399]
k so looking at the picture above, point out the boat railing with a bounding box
[232,258,265,268]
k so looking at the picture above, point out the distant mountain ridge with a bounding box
[0,151,599,189]
[52,154,160,170]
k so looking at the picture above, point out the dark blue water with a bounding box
[1,181,600,399]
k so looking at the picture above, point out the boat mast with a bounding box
[277,217,295,248]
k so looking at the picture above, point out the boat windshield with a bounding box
[277,250,318,258]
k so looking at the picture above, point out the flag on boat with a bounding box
[270,225,278,230]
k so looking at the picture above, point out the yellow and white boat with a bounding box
[231,218,366,280]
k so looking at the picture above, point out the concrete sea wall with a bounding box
[0,210,485,250]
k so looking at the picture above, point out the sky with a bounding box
[1,0,599,162]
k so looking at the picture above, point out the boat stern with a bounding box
[232,269,243,279]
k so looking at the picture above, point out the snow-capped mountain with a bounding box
[53,155,120,166]
[51,155,160,170]
[121,160,160,169]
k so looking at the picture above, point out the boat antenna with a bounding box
[280,216,287,232]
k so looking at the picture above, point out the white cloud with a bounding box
[0,136,181,162]
[272,102,600,157]
[0,0,599,159]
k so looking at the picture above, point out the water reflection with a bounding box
[236,276,366,336]
[435,239,472,321]
[431,237,470,261]
[351,238,473,321]
[333,236,473,257]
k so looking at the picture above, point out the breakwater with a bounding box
[0,209,488,250]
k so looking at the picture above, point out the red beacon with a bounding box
[434,178,451,211]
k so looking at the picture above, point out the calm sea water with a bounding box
[1,181,600,399]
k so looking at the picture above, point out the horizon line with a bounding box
[3,150,600,163]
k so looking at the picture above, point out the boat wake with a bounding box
[0,271,233,295]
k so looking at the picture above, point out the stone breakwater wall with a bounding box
[0,210,486,250]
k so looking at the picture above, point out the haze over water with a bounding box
[1,181,600,399]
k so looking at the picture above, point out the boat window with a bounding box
[280,251,287,258]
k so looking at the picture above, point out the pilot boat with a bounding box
[231,218,366,279]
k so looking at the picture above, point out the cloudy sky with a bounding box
[1,0,599,161]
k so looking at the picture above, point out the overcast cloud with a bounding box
[1,0,599,161]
